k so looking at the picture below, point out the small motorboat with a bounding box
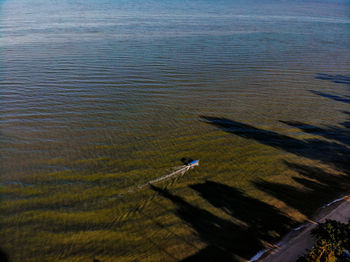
[187,160,199,167]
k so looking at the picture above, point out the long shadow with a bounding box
[254,161,350,216]
[150,184,264,261]
[309,90,350,104]
[190,181,296,243]
[200,115,349,215]
[150,183,296,261]
[0,248,10,262]
[200,116,350,173]
[311,74,350,104]
[280,120,350,146]
[254,179,329,217]
[315,73,350,86]
[158,73,350,260]
[342,112,350,129]
[164,73,350,260]
[283,161,350,189]
[198,73,350,217]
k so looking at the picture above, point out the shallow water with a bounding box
[1,0,350,261]
[1,0,349,177]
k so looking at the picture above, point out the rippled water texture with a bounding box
[1,0,350,261]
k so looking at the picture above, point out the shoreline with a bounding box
[250,194,350,262]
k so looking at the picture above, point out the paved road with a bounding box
[260,197,350,262]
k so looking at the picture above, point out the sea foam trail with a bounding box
[137,160,199,189]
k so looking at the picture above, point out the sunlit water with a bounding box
[1,0,349,176]
[1,0,350,260]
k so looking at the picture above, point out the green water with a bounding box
[1,0,349,261]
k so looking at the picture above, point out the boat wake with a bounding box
[137,160,199,189]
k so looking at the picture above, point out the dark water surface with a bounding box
[1,0,349,176]
[1,0,350,261]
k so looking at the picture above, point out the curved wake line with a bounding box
[136,160,199,189]
[137,165,191,189]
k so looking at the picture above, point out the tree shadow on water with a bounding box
[190,181,296,243]
[311,74,350,104]
[0,248,10,262]
[150,182,296,261]
[309,90,350,104]
[342,112,350,128]
[315,73,350,86]
[200,116,350,174]
[150,184,257,261]
[254,161,350,216]
[200,114,349,215]
[254,161,350,217]
[155,73,350,260]
[199,73,350,216]
[280,119,350,147]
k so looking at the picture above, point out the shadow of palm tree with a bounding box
[200,116,350,173]
[199,113,349,216]
[283,161,350,189]
[254,161,350,216]
[342,112,350,128]
[315,74,350,86]
[190,181,296,243]
[0,248,10,262]
[309,90,350,104]
[150,182,297,261]
[199,73,350,217]
[150,73,350,260]
[150,184,264,261]
[254,180,328,217]
[311,74,350,104]
[280,119,350,146]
